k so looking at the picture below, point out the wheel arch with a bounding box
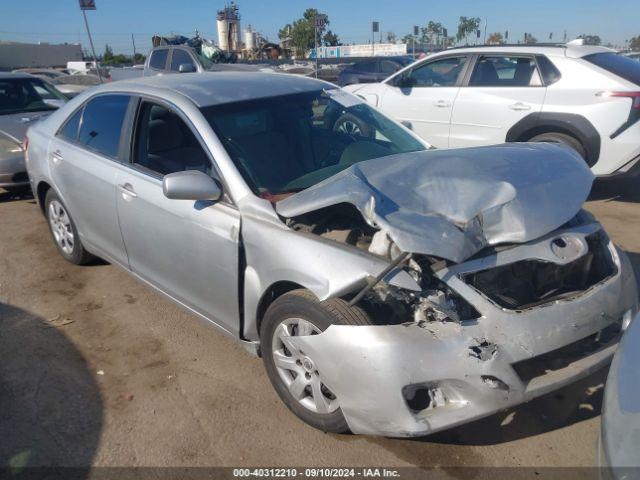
[254,280,307,340]
[36,180,52,214]
[506,112,601,167]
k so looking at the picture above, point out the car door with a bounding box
[49,94,132,265]
[114,99,241,335]
[449,55,547,148]
[377,55,470,148]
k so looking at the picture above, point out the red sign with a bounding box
[79,0,96,10]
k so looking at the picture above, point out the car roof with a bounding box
[428,44,614,59]
[0,72,38,80]
[92,71,334,107]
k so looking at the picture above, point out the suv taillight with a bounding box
[598,91,640,109]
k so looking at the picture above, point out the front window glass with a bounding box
[469,56,542,87]
[170,49,195,71]
[405,56,467,87]
[0,78,65,115]
[201,89,425,196]
[132,102,211,176]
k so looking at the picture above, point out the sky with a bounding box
[1,0,638,56]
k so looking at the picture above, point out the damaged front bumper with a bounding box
[287,223,639,437]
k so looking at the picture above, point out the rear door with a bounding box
[115,98,241,334]
[449,54,547,148]
[49,94,132,265]
[377,55,470,148]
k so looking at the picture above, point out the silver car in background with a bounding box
[0,72,66,191]
[25,73,638,437]
[599,312,640,477]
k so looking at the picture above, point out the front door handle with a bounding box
[509,102,532,111]
[51,150,63,164]
[117,183,137,199]
[435,100,452,108]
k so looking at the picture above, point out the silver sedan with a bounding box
[0,72,66,191]
[25,72,638,436]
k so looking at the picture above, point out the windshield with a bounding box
[0,78,65,115]
[202,89,425,196]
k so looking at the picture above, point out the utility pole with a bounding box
[80,6,103,83]
[131,33,137,58]
[483,18,487,44]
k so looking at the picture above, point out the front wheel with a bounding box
[45,189,94,265]
[527,132,587,160]
[260,289,371,433]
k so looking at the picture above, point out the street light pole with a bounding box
[81,8,103,83]
[315,22,318,78]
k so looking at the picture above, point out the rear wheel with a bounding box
[527,132,587,160]
[45,190,94,265]
[260,289,372,433]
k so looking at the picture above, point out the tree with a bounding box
[487,32,504,45]
[323,30,340,46]
[278,8,329,58]
[103,44,114,63]
[578,34,602,46]
[630,36,640,51]
[525,34,538,45]
[133,52,146,64]
[386,31,396,43]
[456,16,481,45]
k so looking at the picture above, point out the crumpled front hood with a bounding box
[276,143,594,263]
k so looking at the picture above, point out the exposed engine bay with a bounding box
[285,202,618,326]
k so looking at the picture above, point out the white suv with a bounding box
[343,43,640,177]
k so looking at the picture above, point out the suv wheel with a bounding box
[260,289,371,433]
[527,132,587,160]
[45,190,94,265]
[333,113,372,139]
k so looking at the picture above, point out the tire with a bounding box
[44,189,94,265]
[333,113,373,139]
[527,132,587,160]
[260,289,372,433]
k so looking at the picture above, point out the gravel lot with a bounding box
[1,177,638,469]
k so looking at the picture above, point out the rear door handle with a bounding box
[117,183,137,199]
[509,102,532,111]
[435,100,452,108]
[51,150,63,164]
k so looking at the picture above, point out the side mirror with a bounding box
[393,73,414,88]
[162,170,222,201]
[178,63,197,73]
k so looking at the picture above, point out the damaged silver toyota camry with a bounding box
[26,73,638,437]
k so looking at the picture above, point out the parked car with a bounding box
[599,313,640,478]
[143,45,273,76]
[337,56,415,86]
[344,43,640,177]
[25,73,638,437]
[51,74,102,99]
[0,72,66,192]
[12,68,68,81]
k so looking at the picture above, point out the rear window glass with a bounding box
[149,49,168,70]
[78,95,130,158]
[583,53,640,86]
[58,107,83,141]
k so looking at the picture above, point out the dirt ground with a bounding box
[0,177,638,470]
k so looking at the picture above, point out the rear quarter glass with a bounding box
[583,53,640,86]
